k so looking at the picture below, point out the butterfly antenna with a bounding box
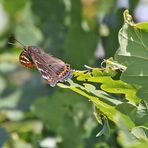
[15,39,25,47]
[7,42,15,46]
[8,38,25,48]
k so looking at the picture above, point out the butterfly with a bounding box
[18,44,72,87]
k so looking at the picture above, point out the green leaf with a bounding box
[83,83,122,105]
[73,68,140,104]
[116,115,148,147]
[96,118,110,137]
[115,115,140,147]
[59,79,136,129]
[131,126,148,141]
[115,10,148,100]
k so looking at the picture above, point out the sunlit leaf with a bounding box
[131,126,148,141]
[72,68,140,104]
[115,10,148,100]
[59,80,135,129]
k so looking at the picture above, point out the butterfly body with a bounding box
[19,46,72,86]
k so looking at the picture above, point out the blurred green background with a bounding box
[0,0,148,147]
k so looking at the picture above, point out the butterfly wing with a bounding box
[19,51,35,68]
[31,49,72,86]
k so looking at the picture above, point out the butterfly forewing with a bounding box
[19,51,35,68]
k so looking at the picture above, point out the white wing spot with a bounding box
[42,75,48,79]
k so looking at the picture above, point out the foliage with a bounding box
[58,10,148,148]
[116,10,148,101]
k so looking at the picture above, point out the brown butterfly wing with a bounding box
[31,50,72,86]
